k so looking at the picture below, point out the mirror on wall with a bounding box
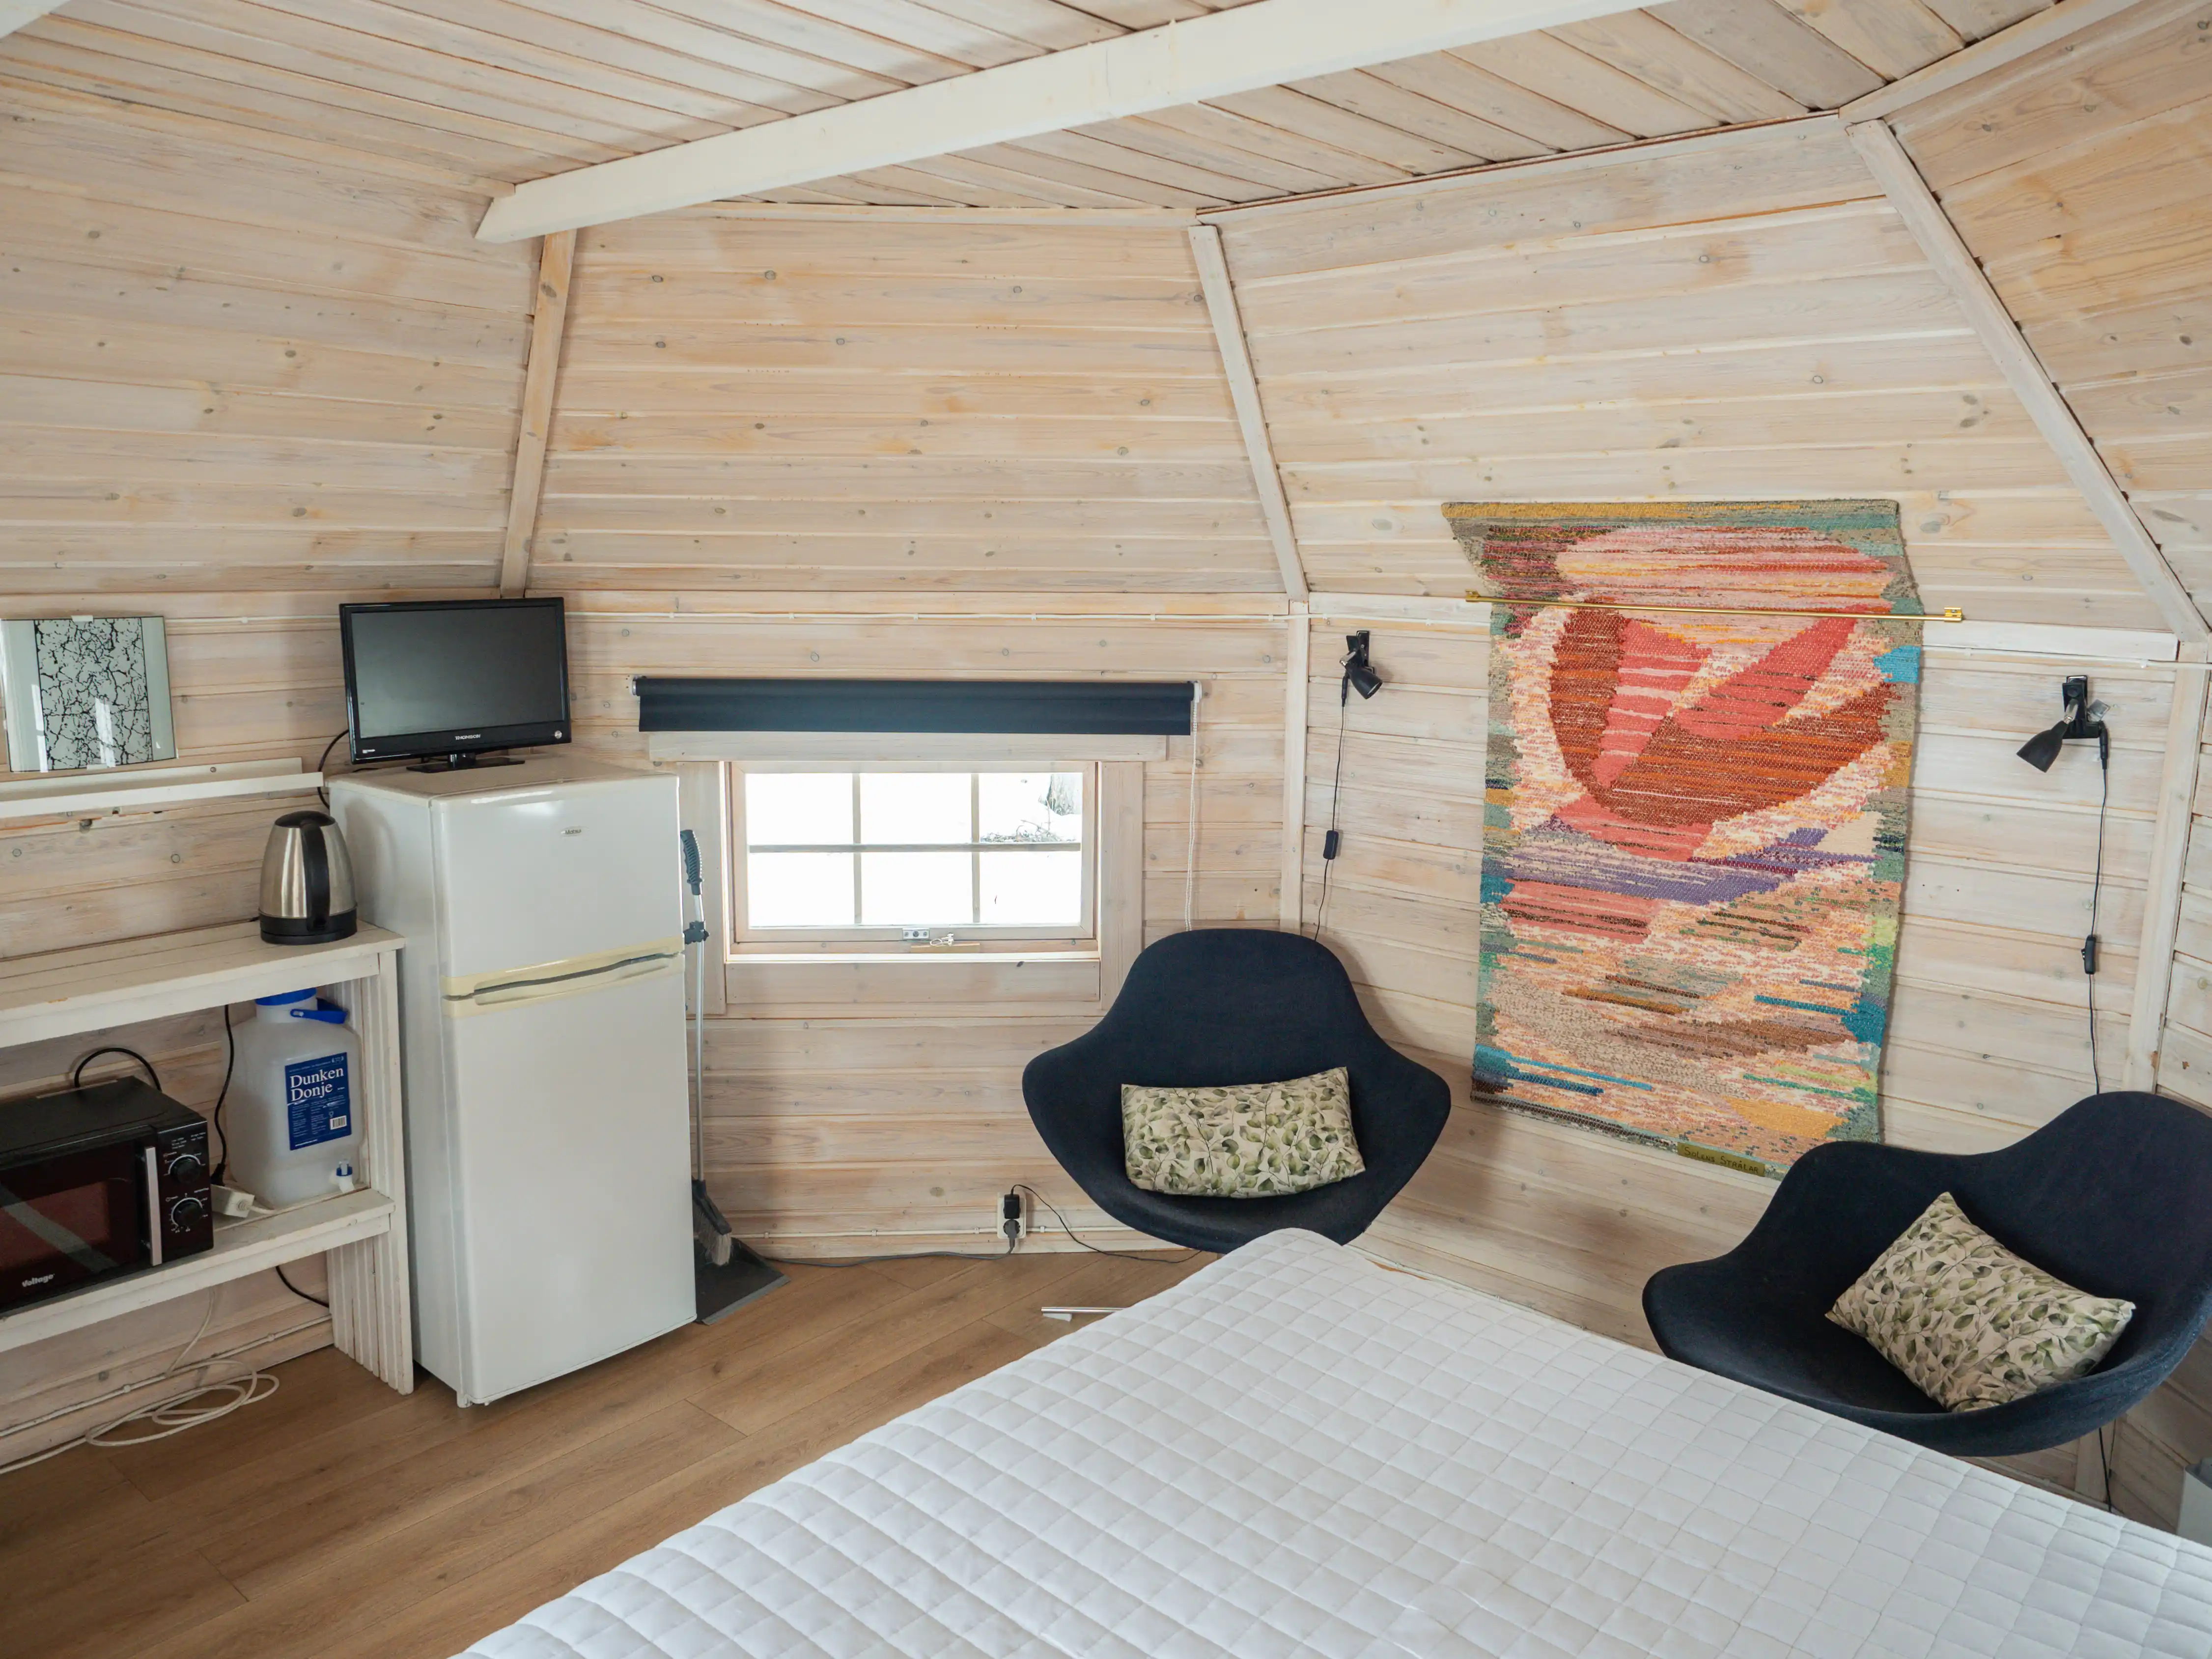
[0,615,177,773]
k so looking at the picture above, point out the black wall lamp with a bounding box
[1316,632,1384,939]
[1342,630,1383,702]
[2017,675,2109,771]
[2016,674,2113,1090]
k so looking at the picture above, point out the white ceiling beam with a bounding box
[1189,224,1307,603]
[477,0,1642,242]
[498,230,575,598]
[1847,118,2208,643]
[0,0,68,37]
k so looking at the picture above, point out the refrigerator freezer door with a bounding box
[441,962,692,1404]
[430,776,681,982]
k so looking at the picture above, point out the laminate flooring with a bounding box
[0,1246,1209,1659]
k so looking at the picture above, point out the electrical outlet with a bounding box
[999,1188,1028,1247]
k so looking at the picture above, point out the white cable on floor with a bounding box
[1183,682,1204,931]
[0,1289,289,1478]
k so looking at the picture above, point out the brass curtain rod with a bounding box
[1463,595,1965,623]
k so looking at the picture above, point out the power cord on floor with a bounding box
[0,1293,281,1479]
[750,1187,1198,1270]
[1014,1185,1199,1263]
[760,1237,1017,1269]
[762,1201,1022,1270]
[0,1196,348,1479]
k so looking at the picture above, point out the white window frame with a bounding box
[729,763,1098,954]
[657,733,1156,1017]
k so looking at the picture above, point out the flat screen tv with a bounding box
[339,598,570,768]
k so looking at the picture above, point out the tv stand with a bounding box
[408,752,526,774]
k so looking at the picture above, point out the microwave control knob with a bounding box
[168,1195,207,1229]
[165,1151,205,1181]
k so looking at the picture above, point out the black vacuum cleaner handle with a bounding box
[679,827,702,895]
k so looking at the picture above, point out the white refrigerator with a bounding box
[332,758,694,1405]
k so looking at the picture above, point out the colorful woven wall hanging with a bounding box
[1452,501,1921,1176]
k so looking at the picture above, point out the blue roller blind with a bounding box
[636,678,1195,736]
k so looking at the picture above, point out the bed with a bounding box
[463,1229,2212,1658]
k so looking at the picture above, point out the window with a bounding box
[732,768,1094,950]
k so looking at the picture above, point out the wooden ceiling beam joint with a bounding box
[0,0,66,39]
[1845,117,2206,643]
[1840,0,2152,122]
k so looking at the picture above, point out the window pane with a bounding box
[748,853,853,926]
[747,773,851,846]
[978,772,1081,845]
[860,773,970,845]
[980,849,1082,926]
[860,851,972,925]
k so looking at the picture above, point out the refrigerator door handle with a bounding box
[442,937,684,1015]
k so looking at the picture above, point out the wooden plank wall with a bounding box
[0,84,532,1456]
[1876,0,2212,1528]
[1232,118,2202,1522]
[0,81,536,593]
[0,600,1286,1432]
[5,56,2207,1515]
[2140,733,2212,1524]
[0,596,367,1460]
[532,212,1280,591]
[1217,115,2167,627]
[1300,611,2173,1326]
[1298,607,1773,1340]
[0,182,1290,1435]
[1307,604,2193,1515]
[1888,0,2212,622]
[559,596,1289,1253]
[513,211,1294,1246]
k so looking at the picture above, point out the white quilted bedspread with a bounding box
[462,1229,2212,1659]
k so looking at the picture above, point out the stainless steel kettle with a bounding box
[259,810,358,945]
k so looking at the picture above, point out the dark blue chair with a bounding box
[1643,1092,2212,1457]
[1022,928,1450,1254]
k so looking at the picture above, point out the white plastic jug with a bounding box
[225,989,363,1209]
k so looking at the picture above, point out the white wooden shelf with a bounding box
[0,920,415,1395]
[0,758,322,824]
[0,921,402,1047]
[0,1188,394,1355]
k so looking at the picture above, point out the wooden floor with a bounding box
[0,1247,1208,1659]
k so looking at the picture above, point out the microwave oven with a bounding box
[0,1078,213,1315]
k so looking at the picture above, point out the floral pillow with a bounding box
[1122,1068,1365,1199]
[1828,1192,2135,1411]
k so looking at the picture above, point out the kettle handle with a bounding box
[301,826,331,927]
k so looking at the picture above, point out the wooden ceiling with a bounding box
[2,0,2053,208]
